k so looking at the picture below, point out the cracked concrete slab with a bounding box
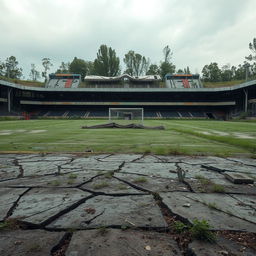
[0,188,28,221]
[203,163,256,178]
[11,188,91,225]
[0,230,65,256]
[0,171,98,188]
[134,154,166,163]
[115,173,189,193]
[188,236,256,256]
[20,160,70,176]
[66,229,182,256]
[62,157,122,171]
[80,175,145,194]
[178,163,226,180]
[99,154,142,162]
[17,155,72,163]
[227,157,256,167]
[120,162,177,178]
[0,166,21,181]
[180,156,229,165]
[160,192,256,232]
[48,195,167,229]
[187,179,256,194]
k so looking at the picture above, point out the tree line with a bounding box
[0,38,255,83]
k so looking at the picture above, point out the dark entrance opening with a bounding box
[206,112,215,119]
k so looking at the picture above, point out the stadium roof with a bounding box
[84,74,161,82]
[0,79,256,93]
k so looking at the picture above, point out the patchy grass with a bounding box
[0,119,255,156]
[211,184,225,193]
[203,80,245,88]
[132,177,148,183]
[93,182,109,189]
[68,173,77,179]
[0,76,44,87]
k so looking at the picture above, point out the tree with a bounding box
[69,57,92,80]
[123,50,150,76]
[42,58,53,81]
[29,64,40,81]
[221,64,232,81]
[93,45,120,76]
[159,45,175,79]
[245,38,256,61]
[202,62,221,82]
[0,60,5,76]
[4,56,23,79]
[56,62,70,73]
[146,64,160,75]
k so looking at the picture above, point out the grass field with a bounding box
[0,119,255,156]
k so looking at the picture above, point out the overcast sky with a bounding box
[0,0,255,80]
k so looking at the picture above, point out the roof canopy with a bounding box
[84,74,161,82]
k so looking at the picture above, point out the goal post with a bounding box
[109,108,144,124]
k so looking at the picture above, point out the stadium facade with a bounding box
[0,73,255,119]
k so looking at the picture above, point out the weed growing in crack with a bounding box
[172,221,188,233]
[0,218,21,231]
[196,176,212,186]
[104,171,114,179]
[133,177,148,183]
[211,184,225,193]
[190,218,216,243]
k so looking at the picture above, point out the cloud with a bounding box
[0,0,255,79]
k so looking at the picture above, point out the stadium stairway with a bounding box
[65,79,73,88]
[182,79,190,88]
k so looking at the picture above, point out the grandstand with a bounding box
[165,74,203,88]
[0,73,256,120]
[46,74,81,89]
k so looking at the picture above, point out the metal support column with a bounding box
[243,89,248,113]
[7,88,12,113]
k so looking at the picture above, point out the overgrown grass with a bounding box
[0,119,255,156]
[203,80,245,88]
[0,76,44,87]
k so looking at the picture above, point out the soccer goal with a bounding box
[109,108,144,124]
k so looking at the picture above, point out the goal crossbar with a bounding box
[109,108,144,123]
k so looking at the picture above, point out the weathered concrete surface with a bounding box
[0,188,28,221]
[0,166,20,181]
[98,154,142,162]
[188,236,256,256]
[160,192,256,232]
[48,195,167,229]
[0,230,65,256]
[62,157,122,171]
[203,163,256,179]
[11,188,91,225]
[0,171,99,188]
[1,153,256,255]
[187,179,256,194]
[115,173,189,193]
[80,175,145,194]
[66,229,182,256]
